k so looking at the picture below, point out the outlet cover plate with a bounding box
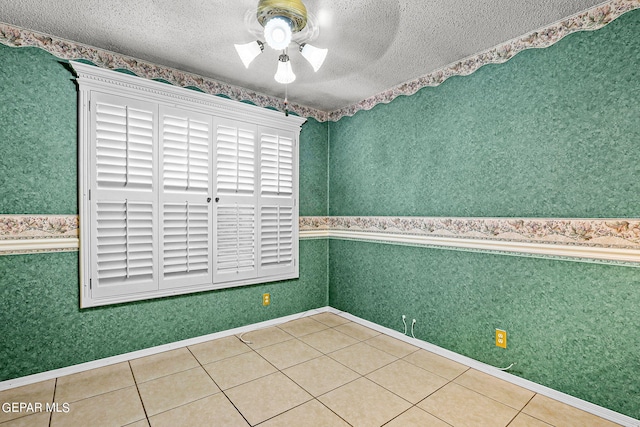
[496,329,507,348]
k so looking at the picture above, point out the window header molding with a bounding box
[71,62,306,130]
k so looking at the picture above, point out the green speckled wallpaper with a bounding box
[299,118,328,216]
[327,9,640,420]
[0,44,329,380]
[329,240,640,418]
[0,45,77,214]
[0,239,328,380]
[329,10,640,218]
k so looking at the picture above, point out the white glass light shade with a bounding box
[234,41,264,68]
[264,17,293,50]
[300,43,328,72]
[274,55,296,84]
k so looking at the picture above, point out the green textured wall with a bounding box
[329,10,640,218]
[0,45,77,214]
[0,44,329,380]
[327,9,640,420]
[299,118,329,216]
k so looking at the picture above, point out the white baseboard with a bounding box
[325,307,640,427]
[1,305,637,426]
[0,307,330,392]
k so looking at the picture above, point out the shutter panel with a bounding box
[90,93,158,298]
[215,204,256,281]
[260,206,293,267]
[216,122,255,195]
[162,202,210,281]
[258,127,298,277]
[95,100,154,190]
[213,118,258,283]
[159,107,212,289]
[260,131,293,196]
[162,113,209,193]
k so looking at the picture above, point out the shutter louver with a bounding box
[216,123,255,195]
[163,202,209,275]
[93,200,156,297]
[162,115,209,193]
[260,206,294,267]
[215,204,256,281]
[260,132,293,197]
[95,101,153,190]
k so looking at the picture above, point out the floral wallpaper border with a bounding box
[327,0,640,120]
[5,214,640,264]
[1,0,638,122]
[300,216,640,266]
[0,24,327,122]
[0,215,79,255]
[299,216,640,248]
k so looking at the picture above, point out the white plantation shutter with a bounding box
[160,107,212,289]
[213,118,258,282]
[75,63,303,307]
[89,93,158,298]
[259,127,298,277]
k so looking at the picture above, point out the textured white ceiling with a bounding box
[0,0,606,111]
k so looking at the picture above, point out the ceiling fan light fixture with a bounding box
[274,53,296,84]
[264,17,293,50]
[234,40,264,68]
[299,43,328,72]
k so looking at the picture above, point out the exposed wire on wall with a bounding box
[497,362,516,371]
[402,315,407,335]
[411,318,416,339]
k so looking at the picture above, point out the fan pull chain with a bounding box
[284,83,289,117]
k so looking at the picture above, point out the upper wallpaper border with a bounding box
[328,0,640,121]
[1,0,638,122]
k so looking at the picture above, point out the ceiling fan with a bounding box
[234,0,328,85]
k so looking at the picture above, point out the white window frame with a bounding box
[74,62,306,308]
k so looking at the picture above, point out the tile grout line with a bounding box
[127,361,151,426]
[268,322,362,427]
[230,318,367,425]
[504,393,557,427]
[48,377,57,427]
[284,320,426,425]
[185,344,253,426]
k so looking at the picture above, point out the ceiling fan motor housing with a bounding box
[257,0,308,32]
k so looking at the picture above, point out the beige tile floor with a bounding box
[0,312,623,427]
